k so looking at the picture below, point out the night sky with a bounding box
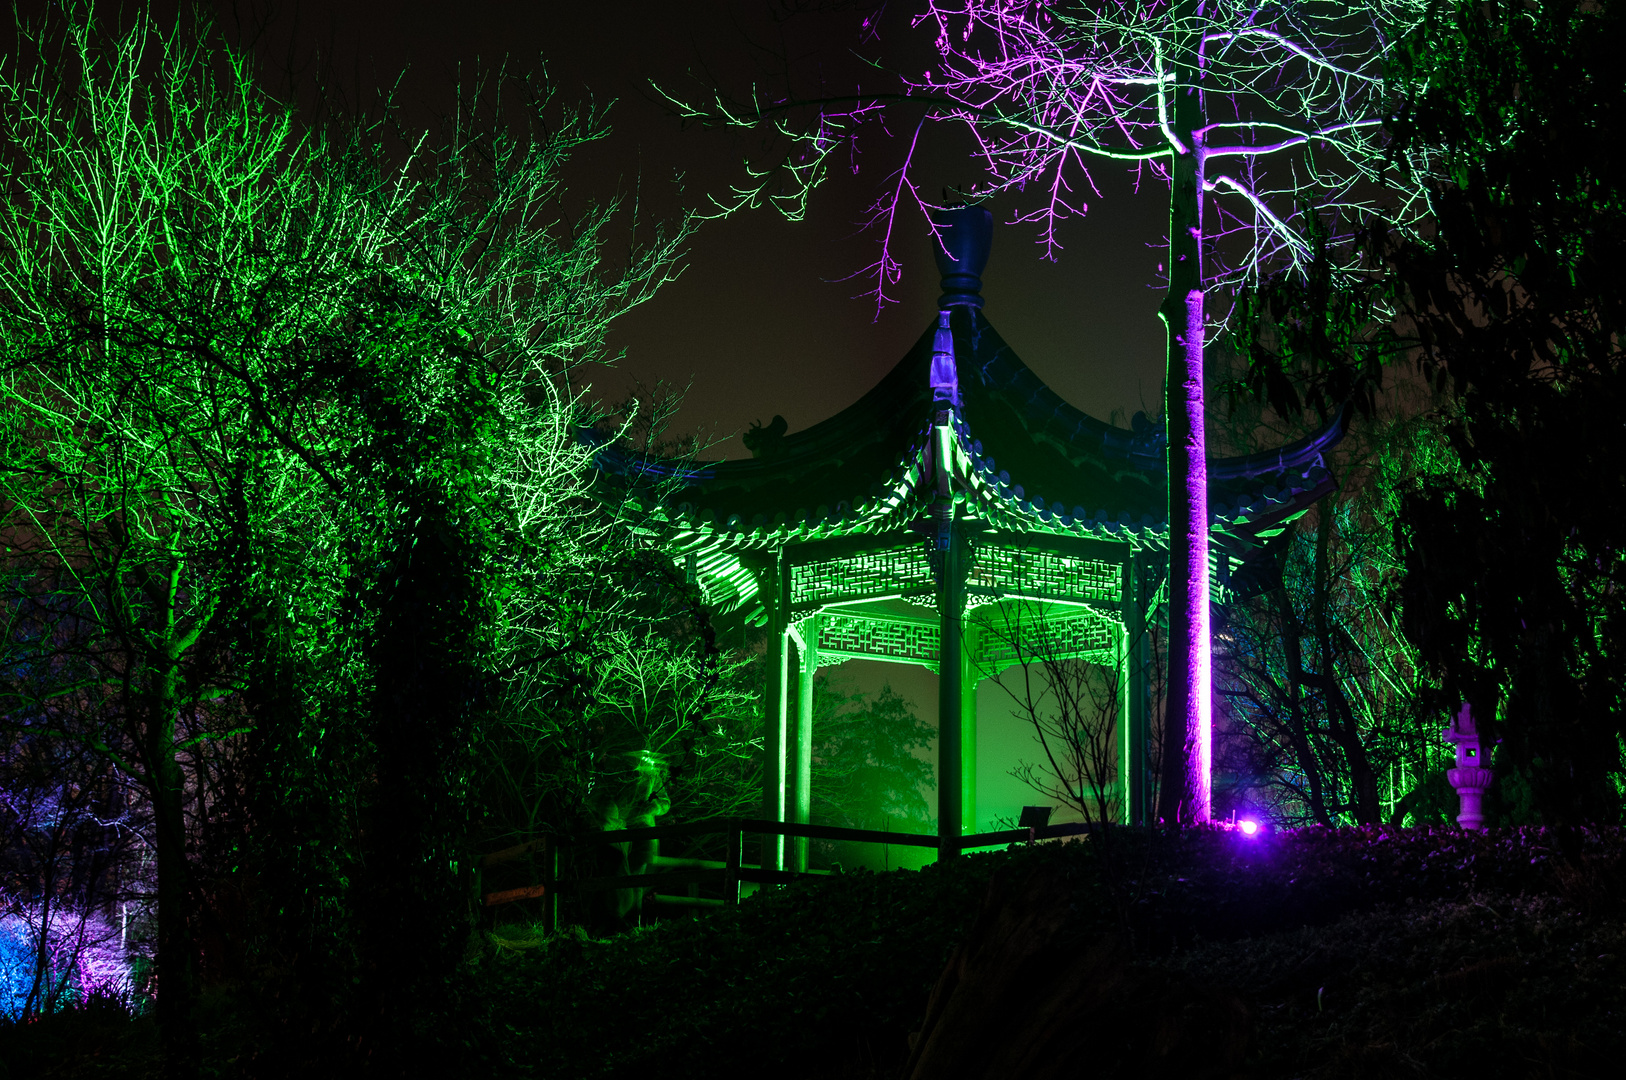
[212,0,1173,458]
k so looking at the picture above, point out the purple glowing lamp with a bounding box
[1443,702,1495,831]
[1238,819,1259,836]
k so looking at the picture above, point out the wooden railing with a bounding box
[477,817,1096,929]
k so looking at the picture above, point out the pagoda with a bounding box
[591,207,1344,870]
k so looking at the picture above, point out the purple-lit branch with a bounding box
[894,0,1424,304]
[678,0,1427,308]
[840,120,933,307]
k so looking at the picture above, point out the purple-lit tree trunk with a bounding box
[1160,19,1212,821]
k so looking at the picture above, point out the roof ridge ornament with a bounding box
[1130,410,1167,457]
[930,310,960,407]
[931,204,992,310]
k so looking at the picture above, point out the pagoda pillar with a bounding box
[936,506,967,861]
[762,553,790,873]
[961,623,979,836]
[791,622,818,873]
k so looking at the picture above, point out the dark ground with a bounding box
[3,825,1622,1078]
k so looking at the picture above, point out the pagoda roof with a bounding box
[589,209,1345,617]
[592,308,1342,544]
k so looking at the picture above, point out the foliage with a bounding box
[5,825,1626,1076]
[469,824,1626,1078]
[810,671,936,834]
[1182,894,1626,1079]
[1379,0,1626,825]
[1230,0,1626,826]
[479,560,760,844]
[478,853,1008,1079]
[1236,0,1626,825]
[1215,409,1447,827]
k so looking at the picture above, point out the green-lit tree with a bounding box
[0,10,324,1063]
[810,672,936,833]
[0,2,692,1067]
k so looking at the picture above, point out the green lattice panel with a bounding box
[970,547,1121,605]
[972,612,1117,675]
[791,546,935,610]
[817,613,940,667]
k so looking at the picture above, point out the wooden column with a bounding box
[1121,554,1150,826]
[937,507,966,861]
[961,622,979,836]
[762,553,790,873]
[792,620,818,873]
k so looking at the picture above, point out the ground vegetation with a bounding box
[4,825,1622,1078]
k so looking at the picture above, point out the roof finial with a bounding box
[931,204,992,310]
[930,310,959,406]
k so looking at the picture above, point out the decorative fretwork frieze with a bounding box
[817,613,940,667]
[970,610,1118,676]
[790,545,934,611]
[968,546,1121,606]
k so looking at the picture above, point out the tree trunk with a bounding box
[1274,582,1335,827]
[151,668,198,1079]
[356,481,482,1071]
[22,850,57,1017]
[1158,6,1211,824]
[137,556,199,1080]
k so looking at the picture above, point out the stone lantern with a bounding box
[1443,702,1495,831]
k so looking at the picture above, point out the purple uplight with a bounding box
[1239,819,1259,836]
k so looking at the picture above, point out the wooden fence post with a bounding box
[724,820,741,907]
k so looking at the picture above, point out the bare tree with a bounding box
[974,595,1169,831]
[1213,405,1443,825]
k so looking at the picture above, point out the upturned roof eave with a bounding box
[591,309,1345,552]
